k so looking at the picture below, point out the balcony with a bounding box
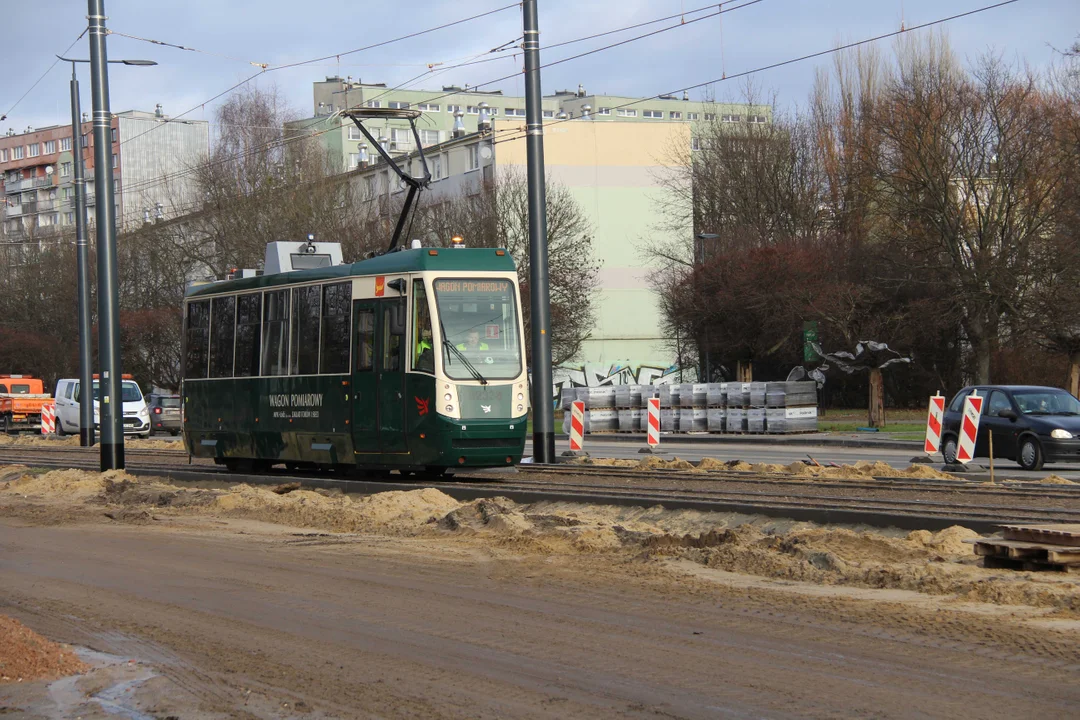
[5,204,22,217]
[32,176,53,188]
[4,178,33,194]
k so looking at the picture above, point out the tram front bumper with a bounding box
[436,414,528,467]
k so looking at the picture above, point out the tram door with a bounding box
[376,298,409,453]
[351,298,408,454]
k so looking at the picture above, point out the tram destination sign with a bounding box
[434,279,511,293]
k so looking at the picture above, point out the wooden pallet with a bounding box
[967,533,1080,572]
[1000,523,1080,547]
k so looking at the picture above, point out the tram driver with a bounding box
[456,330,489,353]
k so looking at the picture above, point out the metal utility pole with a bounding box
[87,0,124,470]
[68,63,94,447]
[522,0,555,464]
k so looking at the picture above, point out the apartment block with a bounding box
[0,107,209,237]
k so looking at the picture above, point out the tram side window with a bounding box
[234,293,262,377]
[412,279,434,373]
[356,309,374,371]
[184,300,210,379]
[290,285,321,375]
[383,300,404,371]
[261,289,290,376]
[320,282,352,374]
[208,296,236,378]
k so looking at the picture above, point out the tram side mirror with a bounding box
[387,278,406,294]
[389,299,407,335]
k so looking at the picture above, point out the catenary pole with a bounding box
[522,0,555,464]
[87,0,124,469]
[69,65,95,447]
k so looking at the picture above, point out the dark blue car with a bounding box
[940,385,1080,471]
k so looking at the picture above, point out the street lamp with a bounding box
[64,1,157,469]
[56,56,156,449]
[695,233,719,382]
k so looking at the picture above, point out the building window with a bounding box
[112,153,118,168]
[390,128,412,149]
[542,110,554,118]
[388,101,410,110]
[430,153,444,180]
[747,114,768,124]
[6,171,18,183]
[447,104,462,114]
[82,133,90,147]
[487,107,498,116]
[44,140,56,154]
[364,100,381,108]
[417,103,440,112]
[348,125,362,140]
[466,106,480,115]
[691,137,701,151]
[113,179,120,193]
[669,111,682,120]
[60,137,71,152]
[62,187,72,200]
[687,112,699,120]
[505,108,526,117]
[0,149,7,162]
[722,114,742,123]
[60,162,72,177]
[28,144,40,158]
[65,212,75,225]
[467,145,479,171]
[348,152,360,169]
[617,109,637,117]
[598,107,611,116]
[643,110,663,118]
[420,129,440,146]
[704,113,716,121]
[111,128,117,143]
[12,146,24,160]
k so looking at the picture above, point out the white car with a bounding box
[53,377,151,438]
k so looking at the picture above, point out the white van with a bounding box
[53,376,151,438]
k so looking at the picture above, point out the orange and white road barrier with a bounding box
[568,401,585,452]
[956,391,983,464]
[40,403,55,435]
[647,397,661,447]
[924,393,945,454]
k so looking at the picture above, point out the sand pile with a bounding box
[0,614,87,683]
[572,456,958,482]
[213,484,461,532]
[1039,475,1077,485]
[126,438,184,450]
[440,497,624,552]
[0,434,80,447]
[0,467,142,501]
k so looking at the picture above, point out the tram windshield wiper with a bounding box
[440,321,488,385]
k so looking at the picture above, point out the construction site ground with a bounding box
[1,465,1079,719]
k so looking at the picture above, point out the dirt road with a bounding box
[2,511,1079,719]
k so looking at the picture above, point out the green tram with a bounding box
[181,247,529,474]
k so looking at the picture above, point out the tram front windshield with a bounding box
[433,278,522,381]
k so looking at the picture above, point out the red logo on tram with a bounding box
[375,276,385,296]
[415,397,430,416]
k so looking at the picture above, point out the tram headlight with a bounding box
[444,393,452,401]
[517,404,524,412]
[517,393,524,401]
[446,405,454,413]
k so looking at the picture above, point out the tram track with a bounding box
[1,446,1078,532]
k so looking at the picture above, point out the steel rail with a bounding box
[1,454,1074,533]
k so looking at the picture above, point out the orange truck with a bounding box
[0,375,51,433]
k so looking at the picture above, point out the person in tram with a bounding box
[456,329,489,353]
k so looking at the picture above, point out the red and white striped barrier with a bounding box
[956,391,983,464]
[40,403,55,435]
[568,401,585,452]
[924,393,945,454]
[647,397,661,447]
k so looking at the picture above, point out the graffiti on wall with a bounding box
[552,360,688,398]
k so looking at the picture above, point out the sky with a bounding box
[3,0,1077,136]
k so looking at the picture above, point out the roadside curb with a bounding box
[552,433,922,451]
